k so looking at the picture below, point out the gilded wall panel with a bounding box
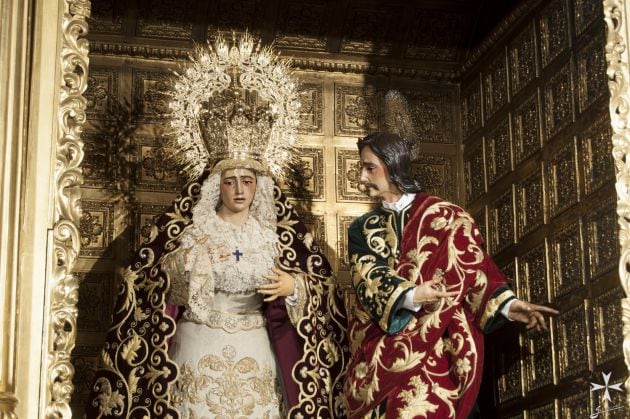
[337,215,358,272]
[546,138,578,218]
[527,401,556,418]
[497,333,523,403]
[473,207,488,246]
[483,52,509,120]
[464,138,485,203]
[335,85,379,137]
[573,0,603,36]
[489,186,514,254]
[136,0,195,39]
[402,89,455,144]
[586,199,619,279]
[411,154,455,202]
[275,1,328,51]
[132,69,173,121]
[82,130,112,189]
[134,203,170,248]
[405,10,465,62]
[593,286,624,366]
[550,220,584,300]
[519,241,549,305]
[70,345,102,417]
[580,115,614,196]
[297,82,324,134]
[135,136,182,192]
[76,272,115,332]
[543,63,574,140]
[516,164,545,239]
[556,303,589,379]
[501,259,517,286]
[335,148,376,203]
[280,146,325,201]
[509,23,537,95]
[513,91,542,163]
[486,118,512,185]
[559,392,590,419]
[524,330,555,392]
[577,28,608,114]
[206,0,265,38]
[79,200,116,258]
[539,0,570,68]
[88,1,123,33]
[85,67,120,120]
[504,413,524,419]
[461,79,482,139]
[340,8,393,55]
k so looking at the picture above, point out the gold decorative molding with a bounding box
[46,0,89,417]
[0,393,17,419]
[604,0,630,407]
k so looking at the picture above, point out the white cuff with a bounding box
[285,283,299,306]
[401,287,422,312]
[501,298,517,321]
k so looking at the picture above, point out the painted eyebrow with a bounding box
[222,175,256,181]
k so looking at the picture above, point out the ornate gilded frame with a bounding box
[38,0,630,415]
[604,0,630,405]
[45,0,89,417]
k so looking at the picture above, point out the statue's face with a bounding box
[359,146,402,202]
[219,168,257,215]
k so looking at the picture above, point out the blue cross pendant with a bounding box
[233,249,243,262]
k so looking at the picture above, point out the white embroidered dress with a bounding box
[167,174,283,419]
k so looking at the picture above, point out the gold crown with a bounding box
[169,33,300,180]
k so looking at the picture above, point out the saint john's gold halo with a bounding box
[168,33,301,181]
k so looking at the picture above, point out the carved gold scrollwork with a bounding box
[604,0,630,407]
[46,0,90,417]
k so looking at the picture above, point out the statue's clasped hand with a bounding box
[412,269,458,304]
[258,267,295,302]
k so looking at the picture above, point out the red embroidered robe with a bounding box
[344,193,515,418]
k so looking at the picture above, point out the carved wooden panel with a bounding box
[556,303,589,380]
[461,79,482,139]
[581,115,615,196]
[539,0,570,68]
[136,0,195,39]
[497,334,523,403]
[489,187,514,254]
[402,89,455,144]
[405,10,466,62]
[280,146,325,201]
[297,82,324,134]
[82,130,112,189]
[593,286,624,366]
[334,85,379,137]
[509,23,537,95]
[503,413,524,419]
[132,69,173,121]
[559,392,590,419]
[135,136,182,192]
[574,0,603,36]
[337,215,358,272]
[483,52,509,120]
[586,199,619,279]
[473,207,488,247]
[275,1,328,51]
[70,345,102,416]
[546,138,578,218]
[77,272,115,332]
[335,148,376,203]
[577,28,607,114]
[411,154,456,202]
[79,200,115,258]
[513,91,542,163]
[524,330,555,392]
[340,8,394,55]
[485,118,512,185]
[543,62,574,140]
[134,203,170,248]
[85,67,120,120]
[519,241,549,305]
[464,138,485,203]
[206,0,266,38]
[527,401,556,418]
[516,164,545,239]
[88,1,123,33]
[550,220,584,300]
